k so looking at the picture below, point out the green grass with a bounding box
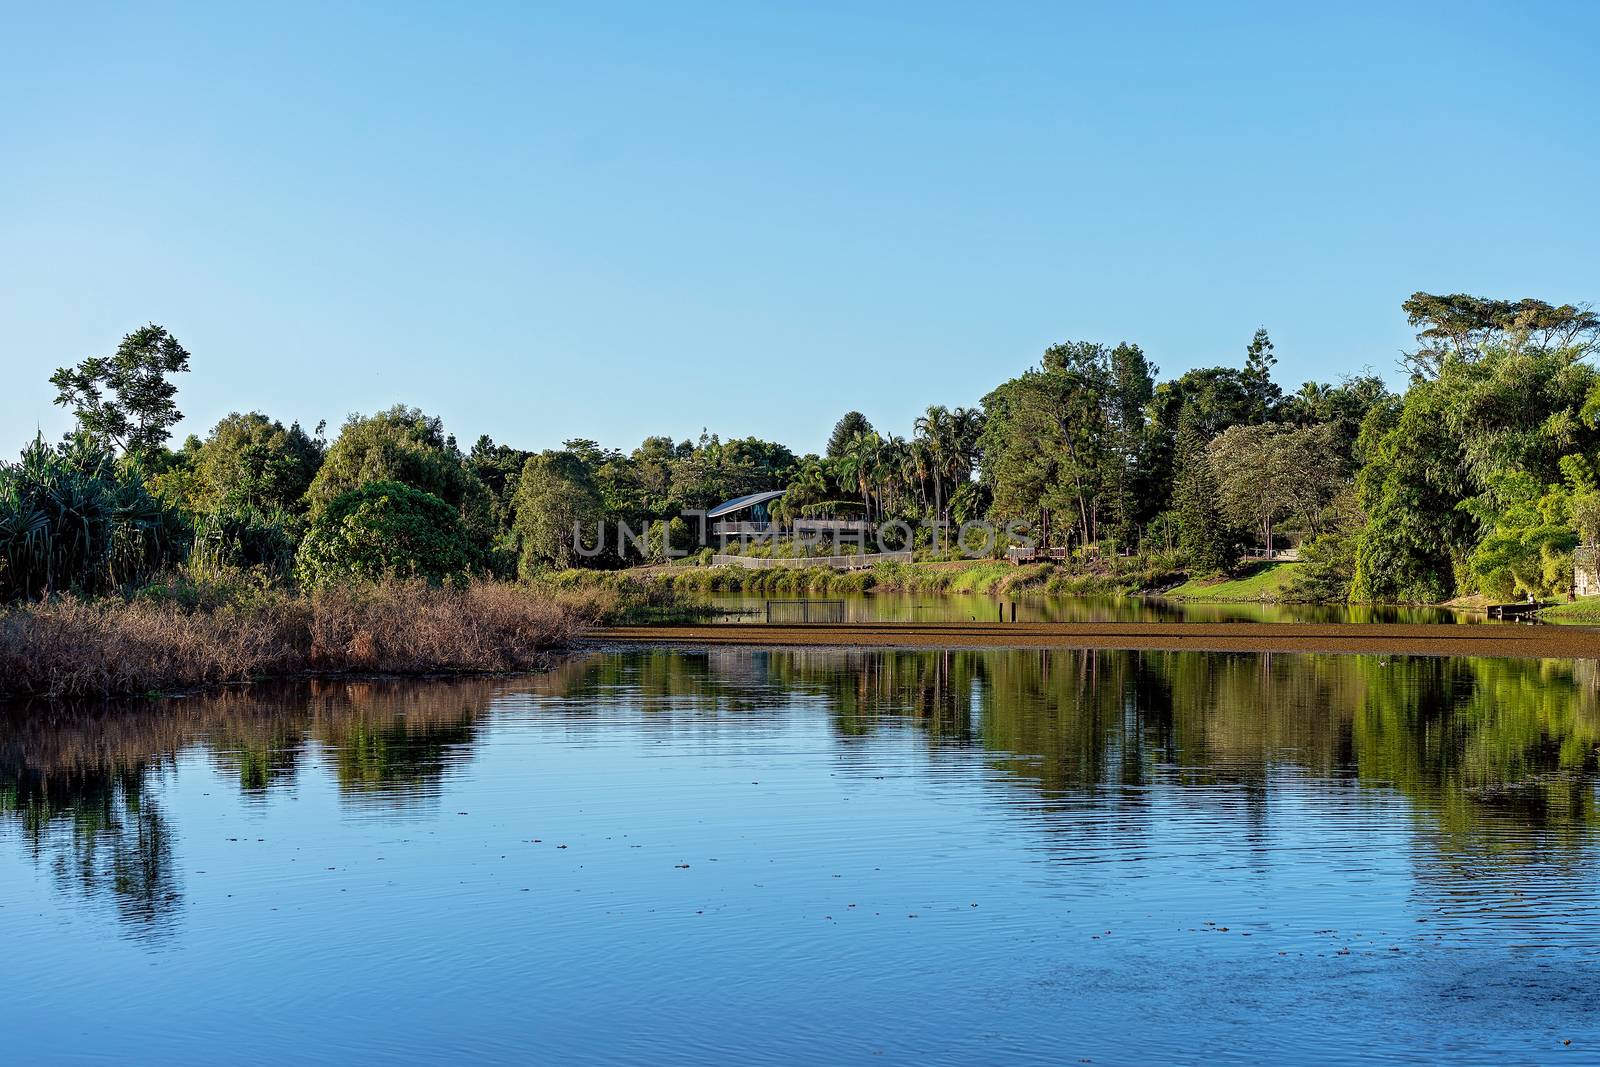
[1162,561,1304,601]
[541,556,1184,601]
[1536,597,1600,624]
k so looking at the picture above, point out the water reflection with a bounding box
[529,650,1600,840]
[0,759,180,935]
[707,591,1478,625]
[0,680,500,936]
[2,650,1597,937]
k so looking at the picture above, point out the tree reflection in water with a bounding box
[534,648,1600,841]
[0,679,497,937]
[2,650,1597,938]
[1,761,180,937]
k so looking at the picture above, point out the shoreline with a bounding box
[591,620,1600,659]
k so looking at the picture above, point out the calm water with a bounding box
[4,649,1599,1064]
[707,591,1479,625]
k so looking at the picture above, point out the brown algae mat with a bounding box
[593,621,1600,659]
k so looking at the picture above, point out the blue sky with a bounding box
[3,1,1597,455]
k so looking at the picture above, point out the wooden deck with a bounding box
[1485,601,1550,620]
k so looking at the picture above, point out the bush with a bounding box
[191,506,299,578]
[296,481,475,586]
[0,580,589,699]
[306,406,495,543]
[0,433,187,601]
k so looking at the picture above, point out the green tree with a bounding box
[1278,372,1390,464]
[1208,422,1345,552]
[1464,470,1577,599]
[666,434,797,514]
[307,406,494,543]
[295,481,473,586]
[467,434,532,532]
[1105,342,1157,542]
[190,507,298,578]
[911,405,983,530]
[512,451,604,574]
[834,431,882,520]
[826,412,874,459]
[1241,327,1282,423]
[1282,487,1364,602]
[978,341,1120,546]
[1402,292,1600,377]
[155,412,324,515]
[774,458,831,524]
[50,324,191,455]
[1352,335,1599,601]
[1172,410,1239,573]
[1349,386,1471,602]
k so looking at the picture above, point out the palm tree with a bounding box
[901,438,928,513]
[774,458,828,525]
[878,433,909,516]
[836,431,880,522]
[914,405,953,529]
[946,407,983,517]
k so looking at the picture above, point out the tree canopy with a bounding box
[307,406,495,543]
[826,412,874,459]
[155,411,324,516]
[16,293,1600,605]
[296,480,474,586]
[512,451,604,574]
[51,324,191,455]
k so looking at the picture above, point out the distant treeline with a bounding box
[3,291,1597,604]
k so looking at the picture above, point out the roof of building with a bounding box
[706,489,786,519]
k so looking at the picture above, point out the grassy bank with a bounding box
[542,555,1185,600]
[1158,561,1305,601]
[0,579,607,700]
[1537,598,1600,624]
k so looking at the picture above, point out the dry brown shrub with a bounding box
[0,580,590,700]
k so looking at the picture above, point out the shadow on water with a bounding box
[2,650,1598,940]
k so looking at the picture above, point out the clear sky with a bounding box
[3,1,1597,456]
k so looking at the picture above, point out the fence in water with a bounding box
[713,551,912,571]
[765,600,847,624]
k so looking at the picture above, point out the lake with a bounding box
[4,648,1598,1064]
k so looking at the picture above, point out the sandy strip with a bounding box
[592,621,1600,659]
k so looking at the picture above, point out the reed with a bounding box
[0,579,595,700]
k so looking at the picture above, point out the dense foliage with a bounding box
[0,434,186,600]
[14,294,1600,606]
[295,481,475,585]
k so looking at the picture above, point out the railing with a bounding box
[765,599,847,624]
[1241,547,1301,561]
[711,521,774,536]
[792,518,872,534]
[1006,546,1069,564]
[711,550,912,571]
